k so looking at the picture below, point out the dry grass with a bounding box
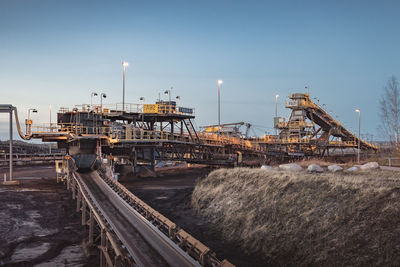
[191,168,400,266]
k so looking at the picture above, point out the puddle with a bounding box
[26,210,41,219]
[34,245,86,267]
[6,204,22,209]
[11,242,51,262]
[19,189,45,192]
[155,196,169,200]
[13,212,58,240]
[15,177,43,180]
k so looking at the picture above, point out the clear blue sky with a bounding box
[1,0,399,140]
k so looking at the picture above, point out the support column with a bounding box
[100,229,106,267]
[82,199,87,226]
[76,189,81,212]
[114,255,122,267]
[9,110,13,181]
[180,120,183,137]
[150,147,155,171]
[132,148,137,175]
[170,120,174,140]
[88,209,94,245]
[72,179,76,199]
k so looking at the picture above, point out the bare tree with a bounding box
[379,75,400,149]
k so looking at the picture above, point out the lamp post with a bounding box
[122,61,129,112]
[355,109,361,163]
[176,96,181,106]
[164,87,173,102]
[164,90,170,101]
[26,108,37,135]
[100,93,107,112]
[100,93,106,129]
[91,92,98,110]
[49,104,52,133]
[139,97,145,103]
[275,94,279,135]
[164,88,172,113]
[217,80,223,127]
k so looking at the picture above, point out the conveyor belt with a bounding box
[304,102,377,150]
[78,171,200,267]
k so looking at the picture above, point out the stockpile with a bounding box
[191,168,400,266]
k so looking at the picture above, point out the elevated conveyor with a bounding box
[68,163,234,266]
[287,93,377,150]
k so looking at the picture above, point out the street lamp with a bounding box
[217,80,223,127]
[275,94,279,135]
[176,96,181,106]
[26,108,37,135]
[100,93,107,112]
[164,87,173,102]
[99,93,107,128]
[91,92,98,110]
[122,61,129,112]
[139,97,145,103]
[355,109,361,163]
[164,88,173,113]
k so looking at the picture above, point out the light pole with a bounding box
[26,108,37,135]
[49,104,52,132]
[100,93,107,112]
[275,94,279,135]
[217,80,223,127]
[122,61,129,112]
[164,90,170,101]
[91,92,98,110]
[164,87,173,102]
[176,96,181,106]
[355,109,361,163]
[164,89,172,113]
[139,97,145,103]
[100,93,106,129]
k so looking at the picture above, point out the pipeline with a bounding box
[12,107,32,140]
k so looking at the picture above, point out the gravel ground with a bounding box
[0,166,98,266]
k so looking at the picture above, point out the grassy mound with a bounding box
[191,168,400,266]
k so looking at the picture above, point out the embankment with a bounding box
[192,168,400,266]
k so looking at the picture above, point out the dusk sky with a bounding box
[1,0,400,140]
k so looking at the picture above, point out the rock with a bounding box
[328,165,343,173]
[360,162,380,170]
[307,164,324,173]
[261,165,272,170]
[346,166,359,172]
[279,163,302,171]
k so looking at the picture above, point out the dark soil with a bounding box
[0,166,98,266]
[122,166,266,267]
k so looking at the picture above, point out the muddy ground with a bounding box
[0,166,98,266]
[122,166,266,267]
[0,165,264,266]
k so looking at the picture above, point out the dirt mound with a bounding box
[191,168,400,266]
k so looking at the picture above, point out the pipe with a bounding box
[12,107,32,140]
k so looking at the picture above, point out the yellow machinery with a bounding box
[55,159,68,183]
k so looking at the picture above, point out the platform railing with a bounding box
[60,103,196,115]
[30,122,268,153]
